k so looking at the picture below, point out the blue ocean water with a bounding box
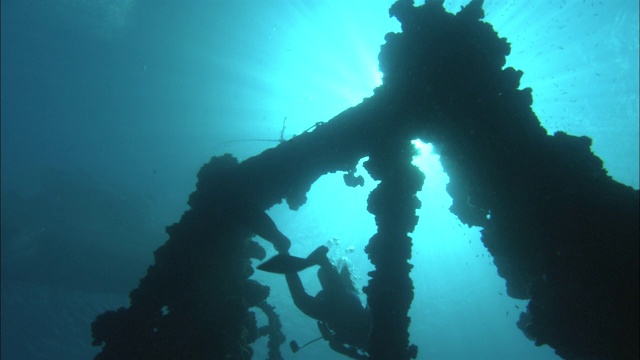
[1,1,637,359]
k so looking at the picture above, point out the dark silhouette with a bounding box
[259,246,371,359]
[91,1,638,359]
[236,203,291,255]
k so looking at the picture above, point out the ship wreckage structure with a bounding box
[91,1,639,359]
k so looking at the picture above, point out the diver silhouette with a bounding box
[258,246,371,359]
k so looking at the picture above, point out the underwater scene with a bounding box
[1,1,638,359]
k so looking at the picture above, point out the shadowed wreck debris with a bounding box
[91,1,639,359]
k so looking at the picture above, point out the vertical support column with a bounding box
[363,139,424,359]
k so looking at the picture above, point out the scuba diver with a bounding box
[258,246,371,359]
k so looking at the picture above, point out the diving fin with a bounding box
[257,253,313,274]
[306,245,329,266]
